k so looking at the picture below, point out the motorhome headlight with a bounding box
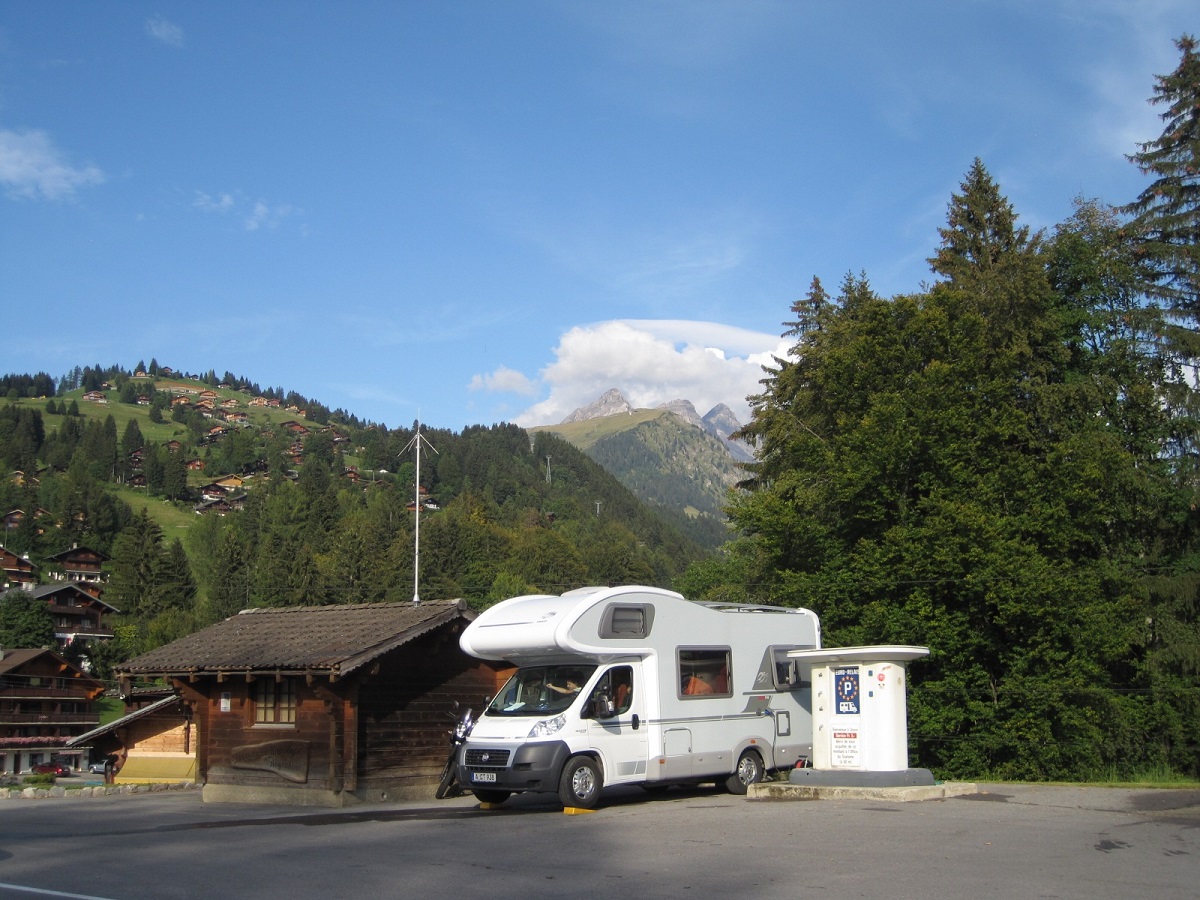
[528,714,566,738]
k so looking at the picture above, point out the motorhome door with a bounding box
[584,665,648,782]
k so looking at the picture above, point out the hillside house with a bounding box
[0,545,39,591]
[44,545,109,588]
[0,648,105,775]
[4,508,51,536]
[26,582,119,647]
[193,493,246,516]
[114,600,507,806]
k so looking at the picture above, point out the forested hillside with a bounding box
[0,370,704,680]
[583,412,739,549]
[680,38,1200,783]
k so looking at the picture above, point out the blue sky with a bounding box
[1,2,1195,431]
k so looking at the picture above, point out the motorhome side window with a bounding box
[771,648,807,690]
[599,603,654,639]
[678,648,732,698]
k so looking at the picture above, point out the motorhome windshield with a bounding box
[487,665,597,717]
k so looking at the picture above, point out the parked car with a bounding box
[87,762,107,774]
[31,762,71,777]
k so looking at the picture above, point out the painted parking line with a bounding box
[0,883,117,900]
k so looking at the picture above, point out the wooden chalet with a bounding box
[4,507,51,535]
[114,600,507,806]
[0,648,105,775]
[44,544,109,586]
[1,545,39,590]
[28,582,119,647]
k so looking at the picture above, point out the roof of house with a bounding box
[29,582,120,612]
[114,599,475,680]
[44,545,111,563]
[0,647,106,691]
[0,647,46,674]
[65,693,183,747]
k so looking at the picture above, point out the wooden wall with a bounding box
[173,617,510,801]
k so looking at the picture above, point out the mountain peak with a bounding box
[561,388,634,424]
[656,399,703,429]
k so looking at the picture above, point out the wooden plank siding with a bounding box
[166,619,509,803]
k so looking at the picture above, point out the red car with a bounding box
[31,762,71,777]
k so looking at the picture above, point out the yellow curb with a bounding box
[563,806,597,815]
[478,802,503,810]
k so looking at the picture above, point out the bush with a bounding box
[22,774,56,787]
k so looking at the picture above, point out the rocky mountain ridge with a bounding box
[561,389,754,463]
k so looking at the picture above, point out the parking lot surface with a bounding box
[1,782,1198,899]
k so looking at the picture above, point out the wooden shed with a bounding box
[114,599,507,806]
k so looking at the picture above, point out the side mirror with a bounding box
[593,693,616,719]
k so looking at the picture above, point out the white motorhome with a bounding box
[456,585,821,808]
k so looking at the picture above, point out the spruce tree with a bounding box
[1125,35,1200,318]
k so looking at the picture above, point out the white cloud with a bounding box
[0,129,105,201]
[193,190,234,212]
[513,319,789,427]
[470,365,537,396]
[246,200,296,232]
[193,190,298,232]
[146,16,184,47]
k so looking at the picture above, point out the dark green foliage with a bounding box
[1124,35,1200,319]
[0,592,56,648]
[716,162,1200,781]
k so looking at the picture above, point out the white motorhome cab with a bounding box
[456,585,821,808]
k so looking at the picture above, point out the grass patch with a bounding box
[111,485,195,542]
[530,409,668,451]
[98,695,125,726]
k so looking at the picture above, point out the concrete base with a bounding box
[790,768,935,787]
[203,783,354,807]
[748,779,979,803]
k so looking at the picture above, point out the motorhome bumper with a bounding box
[461,741,572,792]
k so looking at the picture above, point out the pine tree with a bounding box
[930,158,1036,284]
[1124,35,1200,318]
[105,511,165,618]
[783,276,832,339]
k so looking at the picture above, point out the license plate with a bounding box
[472,772,497,783]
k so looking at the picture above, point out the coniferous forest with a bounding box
[680,37,1200,781]
[3,37,1200,782]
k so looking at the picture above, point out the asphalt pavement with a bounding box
[1,782,1198,899]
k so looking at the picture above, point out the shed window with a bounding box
[254,678,297,725]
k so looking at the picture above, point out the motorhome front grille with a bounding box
[465,749,510,767]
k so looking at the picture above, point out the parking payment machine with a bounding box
[788,645,932,787]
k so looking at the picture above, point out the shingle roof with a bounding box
[0,647,46,674]
[114,599,474,679]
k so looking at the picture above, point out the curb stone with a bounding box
[1,783,200,800]
[747,780,979,802]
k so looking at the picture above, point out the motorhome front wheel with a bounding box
[559,756,602,809]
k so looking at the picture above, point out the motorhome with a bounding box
[455,585,821,808]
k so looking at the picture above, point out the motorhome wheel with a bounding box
[726,750,764,794]
[559,756,602,809]
[472,789,511,805]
